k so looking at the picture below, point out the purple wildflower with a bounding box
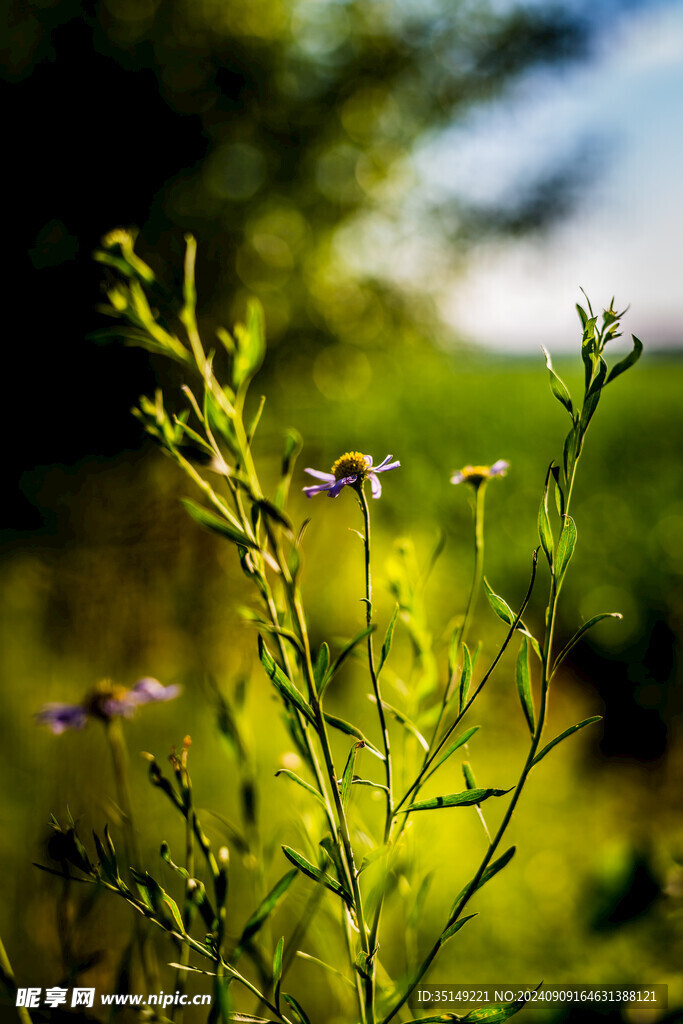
[304,452,400,499]
[36,678,181,735]
[450,460,509,488]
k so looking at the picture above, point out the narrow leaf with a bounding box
[551,613,622,676]
[554,515,577,585]
[515,636,535,734]
[606,334,643,384]
[440,912,477,946]
[322,625,375,693]
[273,937,284,1011]
[313,642,330,694]
[541,345,574,417]
[429,727,480,778]
[459,997,529,1022]
[341,742,363,808]
[368,696,428,751]
[282,994,312,1024]
[483,579,515,627]
[458,643,472,714]
[406,788,510,812]
[237,870,297,947]
[324,713,385,760]
[538,484,554,568]
[274,769,326,809]
[182,499,255,547]
[531,716,602,768]
[295,951,356,990]
[281,846,353,907]
[228,1016,275,1023]
[379,605,400,674]
[450,846,516,916]
[258,637,315,725]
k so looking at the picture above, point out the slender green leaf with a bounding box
[448,625,462,683]
[541,345,574,418]
[228,1016,275,1023]
[429,727,480,777]
[458,643,472,714]
[313,642,330,693]
[579,356,607,438]
[562,423,579,482]
[483,579,515,626]
[237,870,297,948]
[258,638,315,725]
[324,713,385,760]
[554,515,577,585]
[459,995,530,1022]
[182,499,254,547]
[440,912,477,946]
[450,847,516,916]
[531,716,602,768]
[351,777,389,794]
[369,696,428,751]
[538,467,555,566]
[462,761,477,791]
[232,298,266,390]
[379,605,400,674]
[295,951,355,990]
[551,613,622,676]
[575,302,588,329]
[341,742,363,807]
[256,499,293,532]
[282,994,312,1024]
[406,788,510,812]
[606,334,643,384]
[273,936,284,1011]
[281,846,353,907]
[274,769,326,809]
[322,625,375,694]
[274,427,303,510]
[515,636,535,735]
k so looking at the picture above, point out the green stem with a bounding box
[0,935,32,1024]
[426,482,487,758]
[105,719,158,993]
[173,753,196,1024]
[357,487,393,824]
[358,487,393,1020]
[382,473,578,1024]
[289,590,374,1024]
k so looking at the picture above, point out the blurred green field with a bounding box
[2,345,681,1021]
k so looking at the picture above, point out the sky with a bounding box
[423,0,683,352]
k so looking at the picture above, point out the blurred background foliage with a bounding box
[2,0,682,1020]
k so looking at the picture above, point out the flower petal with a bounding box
[304,468,335,482]
[450,471,465,485]
[489,459,509,477]
[35,703,88,734]
[369,472,382,498]
[305,479,335,495]
[327,475,356,497]
[375,459,400,474]
[129,678,181,704]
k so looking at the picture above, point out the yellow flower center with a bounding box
[86,679,129,719]
[331,451,370,481]
[462,465,490,482]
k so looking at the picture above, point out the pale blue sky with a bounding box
[423,0,683,351]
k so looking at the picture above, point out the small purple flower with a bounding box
[450,460,509,489]
[304,451,400,499]
[35,703,89,735]
[36,678,181,735]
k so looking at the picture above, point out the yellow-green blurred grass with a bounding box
[2,351,682,1017]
